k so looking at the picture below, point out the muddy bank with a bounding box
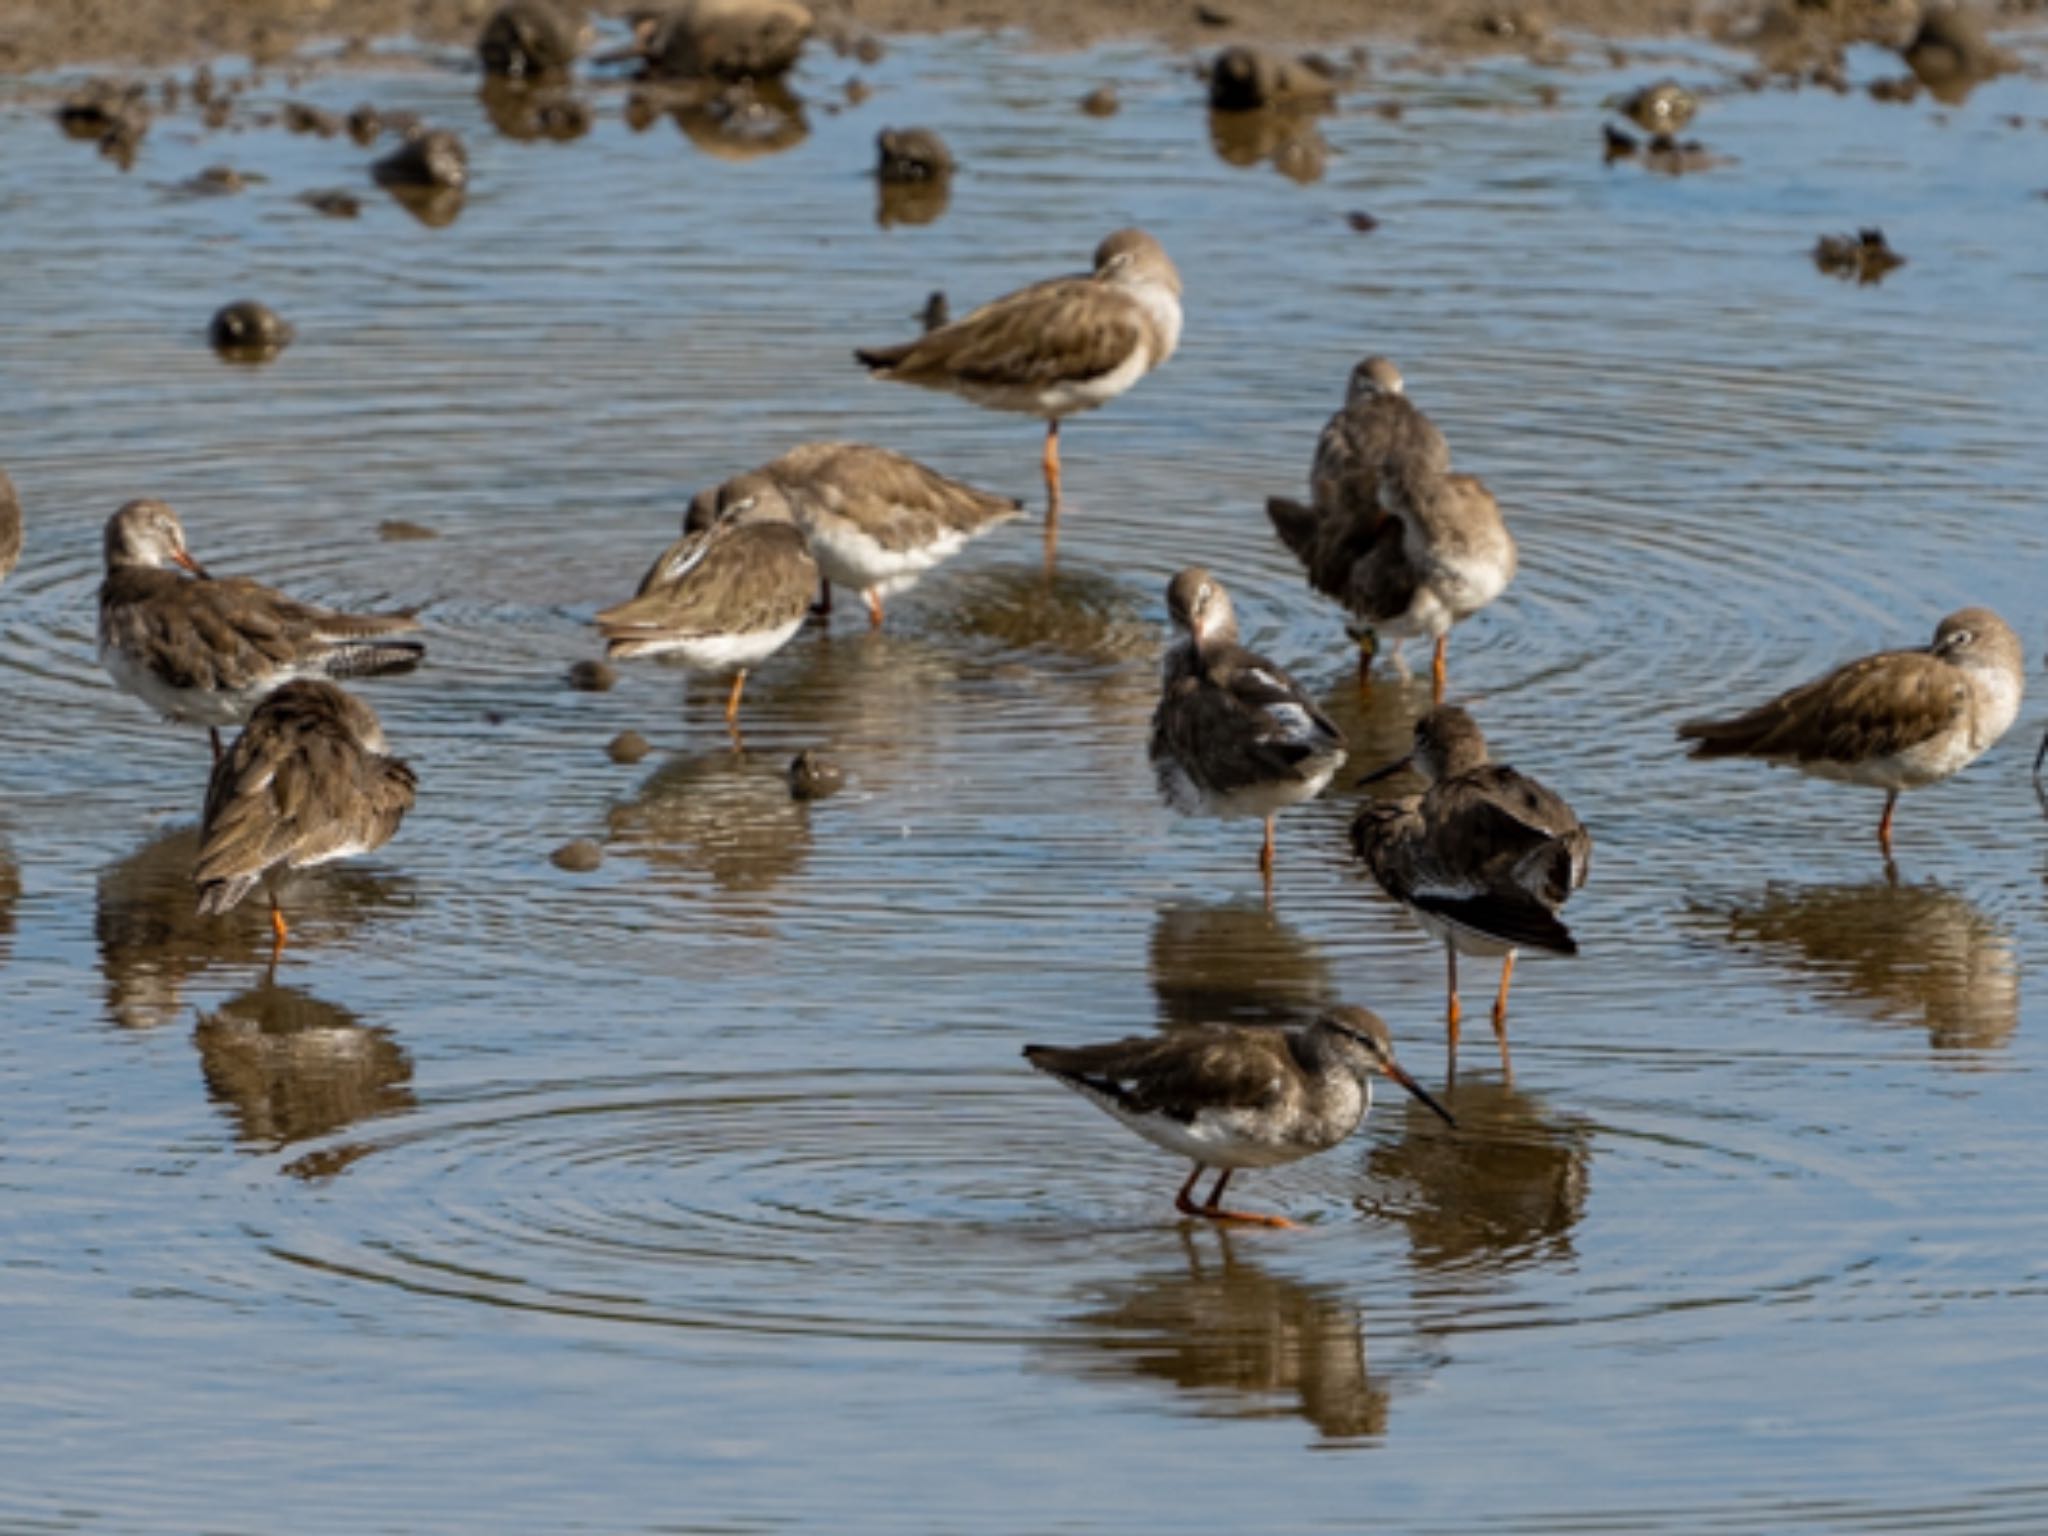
[5,0,2017,73]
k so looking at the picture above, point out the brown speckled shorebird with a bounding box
[595,486,818,739]
[696,443,1021,627]
[1268,359,1512,701]
[1678,607,2025,861]
[1149,568,1347,902]
[855,228,1183,559]
[195,680,417,961]
[1351,707,1590,1085]
[97,500,424,760]
[1024,1005,1454,1229]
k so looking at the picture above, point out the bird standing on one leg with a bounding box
[1676,607,2024,863]
[855,228,1182,562]
[1148,568,1347,904]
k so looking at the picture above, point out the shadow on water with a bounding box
[1148,899,1334,1030]
[1037,1229,1391,1442]
[1689,878,2021,1053]
[94,826,416,1029]
[605,747,813,895]
[1362,1079,1592,1275]
[194,982,415,1179]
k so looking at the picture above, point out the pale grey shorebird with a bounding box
[195,680,417,959]
[1266,358,1513,701]
[1351,707,1590,1085]
[855,228,1183,558]
[1024,1005,1454,1229]
[0,469,21,586]
[97,500,424,759]
[693,443,1022,628]
[1678,607,2025,860]
[595,486,818,736]
[1149,568,1347,899]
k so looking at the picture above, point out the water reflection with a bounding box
[1040,1231,1389,1441]
[381,182,466,228]
[877,177,950,229]
[1363,1080,1591,1274]
[478,79,593,143]
[1148,900,1333,1030]
[938,565,1154,671]
[1700,880,2020,1052]
[0,837,18,969]
[193,983,414,1174]
[95,826,413,1029]
[667,80,808,160]
[1207,108,1327,183]
[606,748,812,894]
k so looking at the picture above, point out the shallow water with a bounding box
[3,26,2048,1534]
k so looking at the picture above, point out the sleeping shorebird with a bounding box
[1149,568,1347,900]
[855,228,1183,558]
[97,500,424,759]
[1351,707,1590,1085]
[195,681,416,961]
[695,443,1022,627]
[595,486,818,738]
[1267,360,1511,701]
[1024,1004,1454,1229]
[1678,607,2024,861]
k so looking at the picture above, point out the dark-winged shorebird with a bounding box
[1351,707,1590,1084]
[1149,568,1347,898]
[855,228,1183,556]
[1677,607,2024,860]
[97,500,424,759]
[0,469,21,586]
[594,486,818,737]
[697,443,1021,627]
[195,681,417,960]
[1267,360,1512,700]
[1024,1005,1453,1229]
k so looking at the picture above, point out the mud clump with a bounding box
[637,0,814,81]
[1080,84,1119,116]
[299,188,363,217]
[1902,5,2011,102]
[607,731,653,764]
[567,659,618,693]
[478,0,588,79]
[787,750,845,801]
[1616,78,1695,133]
[1814,228,1906,284]
[1205,45,1339,112]
[549,838,604,872]
[373,127,468,188]
[209,300,294,361]
[876,125,952,182]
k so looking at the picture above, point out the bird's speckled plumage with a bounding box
[194,680,416,919]
[97,500,424,731]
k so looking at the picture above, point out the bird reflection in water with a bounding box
[606,748,814,897]
[1363,1079,1591,1274]
[1705,880,2019,1053]
[1148,899,1333,1032]
[194,983,414,1179]
[0,836,18,969]
[95,825,413,1029]
[1206,108,1328,184]
[1041,1230,1390,1442]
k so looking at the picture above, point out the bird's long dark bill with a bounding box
[174,550,213,580]
[1385,1061,1456,1127]
[1356,753,1414,786]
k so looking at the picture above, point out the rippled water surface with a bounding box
[4,25,2048,1534]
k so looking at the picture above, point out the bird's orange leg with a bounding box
[1196,1168,1299,1230]
[1492,951,1517,1085]
[267,894,289,971]
[811,577,833,618]
[1446,945,1462,1087]
[1042,420,1062,563]
[1878,791,1898,860]
[1175,1164,1208,1218]
[864,589,885,630]
[1432,635,1448,704]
